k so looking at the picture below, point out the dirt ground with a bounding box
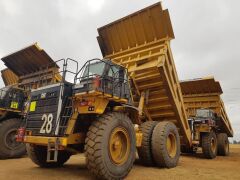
[0,145,239,180]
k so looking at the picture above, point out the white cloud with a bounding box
[0,0,21,16]
[87,0,105,13]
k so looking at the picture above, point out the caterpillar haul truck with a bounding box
[180,77,233,158]
[0,44,60,158]
[19,3,193,179]
[17,2,233,179]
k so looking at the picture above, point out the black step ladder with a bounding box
[58,96,73,135]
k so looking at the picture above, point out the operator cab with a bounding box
[196,109,215,119]
[0,86,25,111]
[74,59,131,103]
[188,109,217,131]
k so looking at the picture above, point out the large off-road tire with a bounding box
[26,144,71,167]
[217,133,229,156]
[151,121,180,168]
[0,118,26,159]
[137,121,158,166]
[85,112,136,180]
[202,131,217,159]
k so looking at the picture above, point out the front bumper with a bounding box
[23,133,85,146]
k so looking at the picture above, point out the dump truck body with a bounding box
[180,77,233,137]
[97,2,191,147]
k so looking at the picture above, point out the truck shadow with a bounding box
[181,152,209,159]
[30,164,95,180]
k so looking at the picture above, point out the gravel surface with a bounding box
[0,145,239,180]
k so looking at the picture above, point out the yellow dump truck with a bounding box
[180,77,233,157]
[0,44,60,159]
[18,2,232,180]
[19,3,191,179]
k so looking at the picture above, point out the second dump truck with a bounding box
[180,77,233,158]
[0,44,60,158]
[18,2,233,180]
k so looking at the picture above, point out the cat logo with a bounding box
[41,93,46,99]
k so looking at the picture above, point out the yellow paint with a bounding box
[10,101,18,109]
[24,133,85,146]
[109,127,130,165]
[0,107,21,113]
[135,132,143,147]
[195,124,211,133]
[65,112,79,135]
[29,101,36,112]
[24,136,68,146]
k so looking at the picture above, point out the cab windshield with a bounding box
[82,61,105,77]
[0,86,10,99]
[196,109,212,118]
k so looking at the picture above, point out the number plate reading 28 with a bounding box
[40,113,53,134]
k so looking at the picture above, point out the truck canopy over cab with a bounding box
[1,43,61,90]
[196,109,215,119]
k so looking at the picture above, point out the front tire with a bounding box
[151,121,180,168]
[202,131,217,159]
[26,144,71,167]
[0,118,26,159]
[85,112,136,180]
[217,133,229,156]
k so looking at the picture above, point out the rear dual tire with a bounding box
[137,121,158,166]
[217,133,229,156]
[138,121,180,168]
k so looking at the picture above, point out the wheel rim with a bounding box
[109,127,130,165]
[210,137,216,152]
[225,139,229,153]
[5,129,22,150]
[166,132,177,158]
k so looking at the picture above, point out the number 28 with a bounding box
[40,113,53,134]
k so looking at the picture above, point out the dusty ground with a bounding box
[0,145,239,180]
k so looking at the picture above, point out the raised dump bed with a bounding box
[1,43,61,89]
[180,77,233,137]
[1,68,19,86]
[97,2,192,147]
